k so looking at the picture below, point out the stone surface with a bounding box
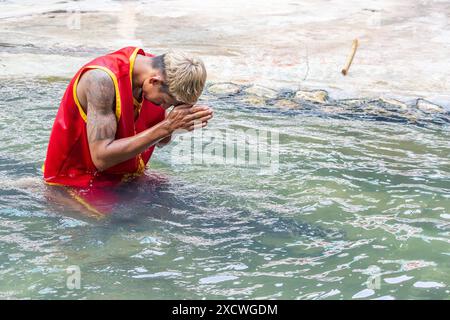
[337,99,369,107]
[273,99,300,109]
[364,105,394,116]
[321,106,347,114]
[294,90,329,103]
[242,96,266,105]
[208,83,241,95]
[380,98,409,111]
[244,85,278,99]
[416,99,444,113]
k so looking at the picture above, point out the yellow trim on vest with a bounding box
[44,181,65,187]
[42,162,65,186]
[121,155,146,183]
[134,98,143,114]
[127,48,146,181]
[133,97,143,107]
[73,65,122,123]
[67,189,104,220]
[129,48,144,115]
[129,47,140,89]
[137,155,146,174]
[73,73,87,122]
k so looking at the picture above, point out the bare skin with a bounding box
[76,66,212,172]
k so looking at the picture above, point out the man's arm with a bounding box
[157,110,172,147]
[83,69,212,171]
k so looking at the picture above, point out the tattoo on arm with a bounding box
[87,105,117,143]
[85,69,117,144]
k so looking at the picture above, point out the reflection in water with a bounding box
[0,80,449,299]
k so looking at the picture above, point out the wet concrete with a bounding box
[0,0,449,108]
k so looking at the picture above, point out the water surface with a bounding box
[0,80,449,299]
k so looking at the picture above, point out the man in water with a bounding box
[43,47,212,188]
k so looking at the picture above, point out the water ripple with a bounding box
[0,80,448,299]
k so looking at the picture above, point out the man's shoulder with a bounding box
[81,68,113,87]
[77,69,115,111]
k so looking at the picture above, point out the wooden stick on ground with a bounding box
[341,39,358,76]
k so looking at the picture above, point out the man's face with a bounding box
[142,75,184,110]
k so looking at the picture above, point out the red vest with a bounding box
[43,47,165,188]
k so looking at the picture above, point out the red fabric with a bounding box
[43,47,165,188]
[64,171,170,217]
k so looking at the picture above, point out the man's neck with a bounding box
[131,55,155,91]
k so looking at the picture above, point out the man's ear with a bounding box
[149,76,162,86]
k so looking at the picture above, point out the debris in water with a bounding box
[342,39,358,76]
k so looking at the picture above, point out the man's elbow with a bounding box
[91,154,111,172]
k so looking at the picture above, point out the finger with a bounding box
[197,114,213,123]
[169,106,190,118]
[171,108,192,118]
[173,104,193,110]
[185,110,213,121]
[188,121,208,131]
[190,105,211,113]
[187,115,212,127]
[189,111,213,121]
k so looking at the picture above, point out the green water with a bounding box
[0,80,449,299]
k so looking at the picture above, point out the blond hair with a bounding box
[162,51,207,105]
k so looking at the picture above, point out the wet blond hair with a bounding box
[153,51,207,105]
